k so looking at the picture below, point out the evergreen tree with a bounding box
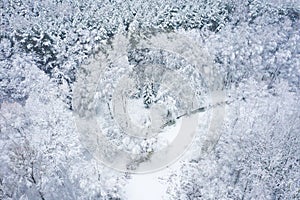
[143,81,155,108]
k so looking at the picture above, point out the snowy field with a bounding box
[1,0,300,199]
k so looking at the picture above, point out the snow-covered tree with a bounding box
[143,81,155,108]
[166,79,300,199]
[1,0,299,199]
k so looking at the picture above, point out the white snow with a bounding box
[125,118,184,200]
[125,161,182,200]
[127,98,151,128]
[125,172,167,200]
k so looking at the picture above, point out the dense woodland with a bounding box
[0,0,299,199]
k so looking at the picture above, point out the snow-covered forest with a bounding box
[0,0,299,199]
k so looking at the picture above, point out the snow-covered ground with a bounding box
[125,159,182,200]
[125,171,168,200]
